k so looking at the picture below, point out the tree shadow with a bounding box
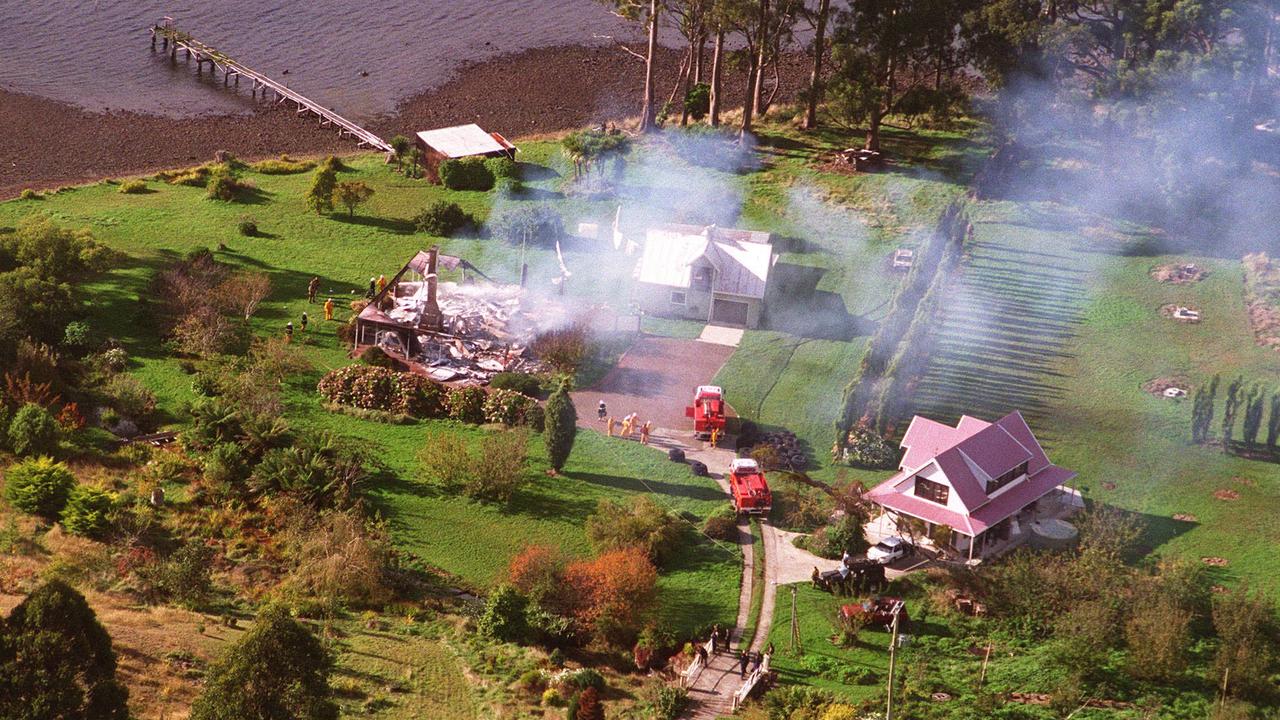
[518,162,560,181]
[563,470,727,503]
[330,213,415,234]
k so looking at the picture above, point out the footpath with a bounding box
[648,430,840,719]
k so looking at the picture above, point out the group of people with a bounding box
[598,401,653,444]
[693,625,771,679]
[287,277,339,341]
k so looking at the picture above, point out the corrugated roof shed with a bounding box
[415,123,514,159]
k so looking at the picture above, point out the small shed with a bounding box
[414,123,517,182]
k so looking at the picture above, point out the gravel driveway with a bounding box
[572,335,735,431]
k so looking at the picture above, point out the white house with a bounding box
[633,223,775,328]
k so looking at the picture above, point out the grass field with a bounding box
[906,198,1280,595]
[0,140,744,638]
[714,123,986,481]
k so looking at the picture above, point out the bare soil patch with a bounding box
[1151,262,1208,284]
[1101,481,1116,490]
[1202,556,1229,566]
[1213,489,1240,501]
[1172,513,1198,522]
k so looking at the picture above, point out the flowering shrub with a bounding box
[484,388,543,428]
[317,365,445,418]
[446,386,487,424]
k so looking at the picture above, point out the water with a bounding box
[0,1,648,120]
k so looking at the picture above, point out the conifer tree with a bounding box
[544,379,577,472]
[305,166,337,215]
[0,580,129,720]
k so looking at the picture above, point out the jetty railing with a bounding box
[149,20,393,153]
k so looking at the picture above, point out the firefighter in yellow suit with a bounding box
[324,297,335,321]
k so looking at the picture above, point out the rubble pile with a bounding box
[409,282,566,385]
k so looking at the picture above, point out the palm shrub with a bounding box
[4,456,74,520]
[8,403,60,457]
[190,605,337,720]
[544,379,577,471]
[61,485,117,538]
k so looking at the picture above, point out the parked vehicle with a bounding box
[728,458,771,515]
[866,536,912,564]
[841,596,908,630]
[685,385,726,440]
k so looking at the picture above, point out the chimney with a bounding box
[422,247,444,331]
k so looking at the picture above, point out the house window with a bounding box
[987,460,1029,494]
[670,291,687,305]
[914,477,950,505]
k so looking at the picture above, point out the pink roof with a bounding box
[867,411,1076,536]
[899,415,989,469]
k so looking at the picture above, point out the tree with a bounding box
[305,166,336,215]
[565,547,658,644]
[7,403,59,457]
[190,605,338,720]
[332,181,374,217]
[0,580,129,720]
[572,687,605,720]
[801,0,832,129]
[388,134,411,171]
[602,0,662,132]
[219,271,271,321]
[586,496,685,565]
[477,584,530,642]
[544,379,577,472]
[1211,586,1276,700]
[828,0,941,151]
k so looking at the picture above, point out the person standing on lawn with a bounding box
[300,312,309,332]
[308,276,320,303]
[640,420,652,445]
[324,297,335,321]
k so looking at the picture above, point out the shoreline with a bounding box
[0,44,812,199]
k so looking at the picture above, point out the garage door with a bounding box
[711,299,750,326]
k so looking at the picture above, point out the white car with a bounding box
[866,536,912,564]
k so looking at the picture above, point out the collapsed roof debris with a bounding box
[353,247,575,385]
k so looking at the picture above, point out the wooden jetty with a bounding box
[149,19,392,153]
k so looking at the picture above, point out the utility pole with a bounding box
[519,228,529,287]
[885,601,903,720]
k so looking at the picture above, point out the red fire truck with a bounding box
[728,458,772,515]
[685,385,726,440]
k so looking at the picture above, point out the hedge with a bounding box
[317,365,445,418]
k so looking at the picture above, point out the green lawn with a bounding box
[0,141,741,637]
[714,124,986,482]
[907,198,1280,594]
[763,583,891,702]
